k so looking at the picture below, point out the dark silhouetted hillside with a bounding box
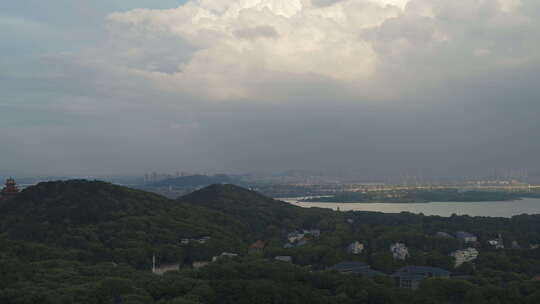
[180,184,315,236]
[0,180,247,267]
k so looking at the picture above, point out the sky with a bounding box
[1,0,540,178]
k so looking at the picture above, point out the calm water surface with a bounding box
[284,198,540,218]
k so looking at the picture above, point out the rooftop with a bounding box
[329,261,370,272]
[396,266,451,276]
[249,240,266,249]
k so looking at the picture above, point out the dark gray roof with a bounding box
[391,273,426,281]
[456,231,476,238]
[396,266,451,276]
[329,261,370,273]
[356,268,387,277]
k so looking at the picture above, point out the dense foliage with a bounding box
[2,181,540,303]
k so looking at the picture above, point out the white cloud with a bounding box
[94,0,539,102]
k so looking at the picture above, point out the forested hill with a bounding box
[4,181,540,303]
[181,184,292,209]
[0,180,248,267]
[1,180,172,224]
[179,184,334,237]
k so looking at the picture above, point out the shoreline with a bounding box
[290,198,528,204]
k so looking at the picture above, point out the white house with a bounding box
[212,252,238,262]
[488,234,504,249]
[275,256,293,263]
[450,248,479,267]
[390,243,409,260]
[347,241,365,254]
[287,232,305,243]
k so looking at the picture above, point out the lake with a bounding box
[283,197,540,218]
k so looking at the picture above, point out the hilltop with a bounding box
[180,184,325,236]
[0,180,247,267]
[1,180,171,224]
[181,184,291,209]
[144,174,241,188]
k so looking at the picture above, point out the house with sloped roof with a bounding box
[274,256,293,263]
[451,247,479,267]
[456,231,477,243]
[248,240,266,254]
[212,252,238,262]
[329,261,370,273]
[347,241,365,254]
[328,261,386,278]
[435,232,453,238]
[392,266,451,289]
[390,243,409,260]
[303,229,321,238]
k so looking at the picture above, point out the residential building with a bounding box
[328,261,385,278]
[180,236,211,245]
[456,231,477,243]
[488,239,504,249]
[450,248,479,267]
[192,261,210,269]
[196,236,211,244]
[328,261,369,273]
[212,252,238,262]
[153,264,180,275]
[392,273,425,289]
[296,239,308,247]
[287,232,304,243]
[248,240,266,254]
[303,229,321,238]
[435,232,453,238]
[347,241,365,254]
[274,256,293,263]
[488,234,504,249]
[392,266,451,289]
[390,243,409,260]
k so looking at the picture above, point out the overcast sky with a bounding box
[1,0,539,178]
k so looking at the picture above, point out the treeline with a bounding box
[2,181,540,303]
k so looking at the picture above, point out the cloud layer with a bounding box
[2,0,540,177]
[100,0,539,101]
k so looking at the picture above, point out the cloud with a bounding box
[95,0,540,102]
[3,0,540,176]
[234,25,279,39]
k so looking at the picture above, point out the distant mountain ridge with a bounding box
[146,174,241,188]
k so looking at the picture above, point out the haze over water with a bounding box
[287,198,540,218]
